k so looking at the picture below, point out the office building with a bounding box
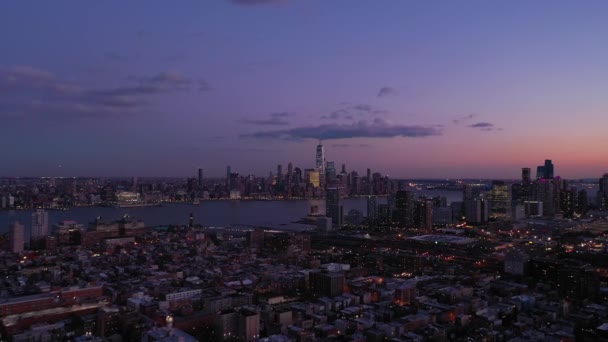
[395,190,414,227]
[543,159,554,179]
[367,196,377,220]
[598,173,608,209]
[522,168,531,183]
[465,197,489,224]
[490,181,512,220]
[305,169,320,188]
[326,188,343,228]
[31,209,49,239]
[198,168,203,188]
[524,201,543,217]
[315,143,325,187]
[414,199,433,230]
[535,179,555,217]
[9,222,24,253]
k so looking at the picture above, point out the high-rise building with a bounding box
[598,174,608,209]
[315,143,325,170]
[577,189,588,215]
[536,166,545,180]
[466,197,489,224]
[226,166,231,189]
[490,180,512,220]
[287,162,293,180]
[31,209,49,239]
[414,199,433,231]
[131,177,138,192]
[198,168,204,188]
[544,159,554,179]
[395,190,414,227]
[367,196,377,220]
[9,222,24,253]
[366,168,372,195]
[277,164,283,180]
[522,168,531,183]
[305,169,320,188]
[326,188,343,228]
[535,179,555,217]
[326,161,336,183]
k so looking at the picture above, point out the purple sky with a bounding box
[1,0,607,179]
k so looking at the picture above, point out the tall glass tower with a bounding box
[315,143,325,170]
[316,142,326,188]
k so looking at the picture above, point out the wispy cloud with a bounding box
[242,119,442,140]
[353,104,372,112]
[377,86,397,98]
[468,122,502,131]
[452,113,476,124]
[469,122,493,128]
[241,112,292,126]
[0,66,208,119]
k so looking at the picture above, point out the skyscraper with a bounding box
[367,196,377,220]
[536,166,545,179]
[198,168,204,189]
[9,222,24,253]
[367,168,372,195]
[226,166,231,189]
[315,143,325,170]
[598,173,608,209]
[395,190,414,227]
[544,159,554,179]
[316,143,326,188]
[522,168,531,183]
[287,162,293,180]
[490,180,512,220]
[326,188,342,228]
[31,209,49,239]
[277,164,283,181]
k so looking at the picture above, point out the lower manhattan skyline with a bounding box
[1,1,608,178]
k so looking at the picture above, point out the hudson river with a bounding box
[0,190,464,235]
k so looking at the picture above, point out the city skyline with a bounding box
[1,1,608,178]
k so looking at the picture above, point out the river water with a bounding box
[1,190,463,235]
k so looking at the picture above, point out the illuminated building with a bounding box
[490,180,512,220]
[305,169,320,188]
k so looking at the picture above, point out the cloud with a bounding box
[242,112,292,126]
[452,114,475,124]
[321,109,349,120]
[468,122,502,131]
[242,119,442,140]
[469,122,493,128]
[229,0,286,5]
[353,104,372,112]
[377,87,397,98]
[0,66,208,119]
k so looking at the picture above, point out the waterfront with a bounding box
[0,190,463,235]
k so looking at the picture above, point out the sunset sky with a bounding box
[1,0,607,178]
